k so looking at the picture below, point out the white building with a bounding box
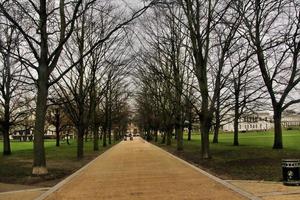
[221,111,300,132]
[282,111,300,127]
[222,112,273,132]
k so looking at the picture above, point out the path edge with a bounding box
[0,187,50,195]
[35,142,121,200]
[144,139,262,200]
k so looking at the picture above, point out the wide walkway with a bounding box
[37,137,251,200]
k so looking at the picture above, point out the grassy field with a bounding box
[154,129,300,181]
[0,139,116,186]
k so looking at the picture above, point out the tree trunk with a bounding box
[146,130,152,141]
[108,82,112,145]
[233,95,239,146]
[212,127,218,144]
[175,96,183,150]
[213,111,220,144]
[118,130,122,141]
[113,130,117,142]
[273,110,283,149]
[176,125,183,151]
[66,133,70,145]
[93,126,99,151]
[187,123,192,141]
[166,129,172,146]
[213,96,221,144]
[233,116,239,146]
[77,127,84,159]
[85,130,88,142]
[100,129,103,140]
[32,0,49,176]
[199,87,212,159]
[55,128,60,147]
[32,73,48,175]
[2,122,11,155]
[161,131,166,144]
[55,109,60,147]
[2,52,11,155]
[108,127,112,145]
[154,129,158,142]
[106,105,111,143]
[77,96,85,158]
[103,86,109,147]
[3,103,11,155]
[103,130,107,147]
[200,119,211,159]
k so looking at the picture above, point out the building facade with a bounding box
[222,111,300,132]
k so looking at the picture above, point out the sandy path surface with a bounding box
[39,138,248,200]
[229,180,300,200]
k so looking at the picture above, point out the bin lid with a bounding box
[282,159,300,162]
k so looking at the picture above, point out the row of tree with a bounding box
[0,0,156,175]
[0,0,299,175]
[134,0,300,159]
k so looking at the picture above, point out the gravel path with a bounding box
[229,180,300,200]
[37,137,248,200]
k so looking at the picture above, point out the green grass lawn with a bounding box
[154,129,300,181]
[0,139,117,186]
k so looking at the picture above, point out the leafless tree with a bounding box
[177,0,241,158]
[136,3,190,150]
[235,0,300,148]
[0,10,29,155]
[0,0,156,174]
[227,44,266,145]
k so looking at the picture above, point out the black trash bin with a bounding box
[282,159,300,186]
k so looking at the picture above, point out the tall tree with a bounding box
[137,4,188,150]
[210,11,241,144]
[178,0,239,158]
[0,0,156,174]
[0,11,26,155]
[236,0,300,148]
[228,46,265,146]
[0,0,88,174]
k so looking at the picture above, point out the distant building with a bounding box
[44,124,76,140]
[127,123,139,135]
[222,111,300,132]
[9,113,76,141]
[10,128,33,141]
[282,111,300,127]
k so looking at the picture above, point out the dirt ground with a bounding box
[0,183,37,193]
[0,183,49,200]
[39,137,246,200]
[0,188,48,200]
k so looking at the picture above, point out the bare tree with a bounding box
[136,3,190,150]
[227,45,266,146]
[0,0,156,174]
[210,11,242,144]
[46,100,71,147]
[236,0,300,148]
[0,11,28,155]
[0,0,90,174]
[177,0,240,158]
